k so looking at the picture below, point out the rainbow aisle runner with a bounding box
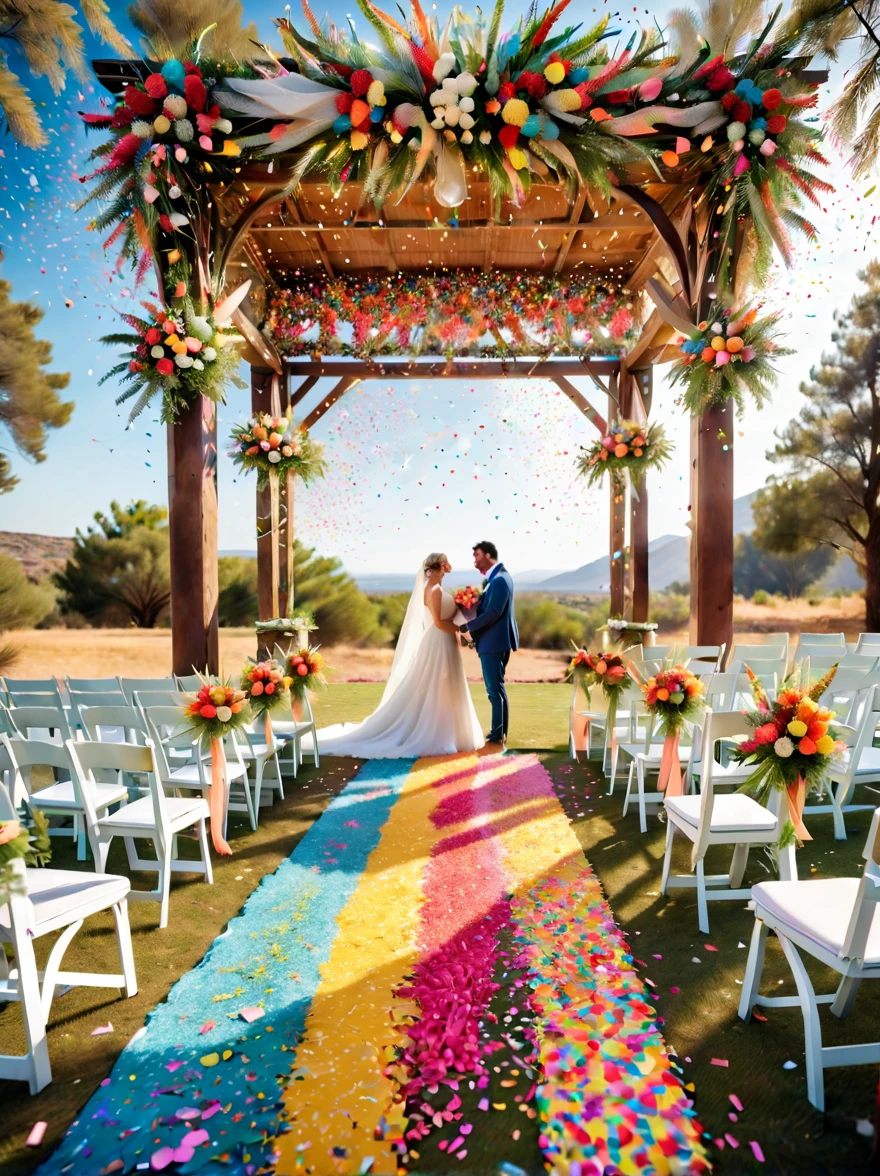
[38,753,710,1176]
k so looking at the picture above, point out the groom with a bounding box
[459,541,519,746]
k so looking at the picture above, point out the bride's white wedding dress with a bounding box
[313,572,484,758]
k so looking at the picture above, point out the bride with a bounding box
[312,553,485,758]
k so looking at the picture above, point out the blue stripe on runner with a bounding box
[37,758,416,1176]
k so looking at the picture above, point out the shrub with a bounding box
[369,594,410,646]
[752,588,770,605]
[648,592,690,631]
[515,596,590,649]
[0,553,56,671]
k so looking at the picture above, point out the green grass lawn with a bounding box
[1,686,878,1175]
[313,681,571,751]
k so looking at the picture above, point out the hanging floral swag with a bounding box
[670,304,792,415]
[230,408,327,489]
[577,419,671,488]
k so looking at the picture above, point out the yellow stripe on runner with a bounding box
[275,754,480,1176]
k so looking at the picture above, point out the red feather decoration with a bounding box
[532,0,573,48]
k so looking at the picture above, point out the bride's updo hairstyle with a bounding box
[423,553,447,573]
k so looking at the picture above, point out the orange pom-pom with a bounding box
[798,736,817,755]
[701,347,716,362]
[661,150,679,167]
[726,335,744,353]
[614,443,628,457]
[350,98,370,128]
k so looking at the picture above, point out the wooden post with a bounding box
[608,376,626,616]
[251,366,275,621]
[689,401,734,650]
[167,397,219,676]
[630,367,652,623]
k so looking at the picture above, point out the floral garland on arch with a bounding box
[669,304,792,415]
[576,419,671,488]
[265,272,638,359]
[230,409,327,489]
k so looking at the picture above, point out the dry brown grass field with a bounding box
[4,593,867,682]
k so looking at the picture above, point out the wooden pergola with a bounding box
[164,168,730,674]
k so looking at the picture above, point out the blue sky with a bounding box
[0,1,872,574]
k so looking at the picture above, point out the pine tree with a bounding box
[0,279,73,493]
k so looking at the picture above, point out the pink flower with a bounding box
[733,153,751,177]
[740,346,756,362]
[0,820,22,846]
[755,722,778,745]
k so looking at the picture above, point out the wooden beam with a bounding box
[689,401,734,650]
[285,196,336,277]
[630,366,652,623]
[550,375,607,435]
[290,375,320,409]
[251,210,651,234]
[285,358,624,379]
[553,185,589,274]
[167,398,219,676]
[621,309,664,371]
[301,375,362,431]
[607,372,626,618]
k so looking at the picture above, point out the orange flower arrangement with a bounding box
[286,647,328,698]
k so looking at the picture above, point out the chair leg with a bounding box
[272,752,284,800]
[14,932,51,1094]
[96,834,113,874]
[609,742,619,790]
[777,842,798,882]
[660,819,675,895]
[622,764,633,817]
[738,917,769,1021]
[241,770,257,831]
[830,974,861,1020]
[778,933,826,1112]
[728,842,749,888]
[310,725,319,767]
[196,818,214,885]
[636,761,648,834]
[39,920,83,1022]
[253,758,264,815]
[695,857,709,935]
[831,780,847,841]
[112,901,138,998]
[157,860,171,930]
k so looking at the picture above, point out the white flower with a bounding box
[202,346,217,362]
[174,353,194,368]
[774,736,794,758]
[168,184,182,200]
[429,89,446,107]
[479,130,492,145]
[215,705,232,722]
[432,52,455,82]
[169,211,189,228]
[444,105,461,126]
[192,358,204,370]
[188,315,213,341]
[150,344,165,359]
[267,450,282,463]
[431,116,445,130]
[164,94,187,118]
[711,321,723,334]
[131,120,153,138]
[458,112,475,130]
[214,118,232,134]
[456,72,478,96]
[460,130,473,144]
[459,95,475,113]
[174,118,194,142]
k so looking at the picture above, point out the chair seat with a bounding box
[618,742,690,763]
[752,878,880,967]
[0,867,130,934]
[272,720,314,737]
[31,779,128,811]
[240,744,277,759]
[666,793,778,833]
[165,761,245,787]
[98,794,207,830]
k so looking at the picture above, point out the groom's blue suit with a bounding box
[464,563,518,742]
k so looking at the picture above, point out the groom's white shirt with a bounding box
[484,562,502,583]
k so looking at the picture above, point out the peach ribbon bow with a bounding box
[208,737,232,856]
[657,730,683,797]
[786,775,812,843]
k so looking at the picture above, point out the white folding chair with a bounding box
[2,679,64,709]
[738,807,880,1111]
[2,732,128,861]
[0,848,137,1093]
[6,703,73,745]
[810,685,880,840]
[67,689,127,736]
[855,633,880,654]
[175,674,204,693]
[79,703,147,745]
[133,690,184,711]
[618,699,693,833]
[119,677,176,705]
[67,739,212,929]
[144,706,256,832]
[66,676,124,693]
[238,718,284,812]
[277,692,321,776]
[798,632,847,648]
[660,708,790,934]
[684,644,725,673]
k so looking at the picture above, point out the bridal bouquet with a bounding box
[729,664,843,846]
[642,666,706,796]
[453,585,483,613]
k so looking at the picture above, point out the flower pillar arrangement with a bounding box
[285,647,328,721]
[240,659,292,745]
[567,650,631,762]
[642,666,706,796]
[182,678,252,854]
[730,664,843,850]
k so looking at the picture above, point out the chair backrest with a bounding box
[175,674,203,692]
[840,653,880,670]
[135,690,184,711]
[66,677,122,692]
[702,673,748,712]
[797,632,846,647]
[66,738,164,849]
[1,678,62,709]
[839,807,880,960]
[7,704,72,744]
[696,710,785,858]
[143,706,196,780]
[730,644,787,663]
[1,731,73,809]
[760,632,790,647]
[79,704,147,744]
[855,633,880,653]
[119,677,176,705]
[685,644,724,662]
